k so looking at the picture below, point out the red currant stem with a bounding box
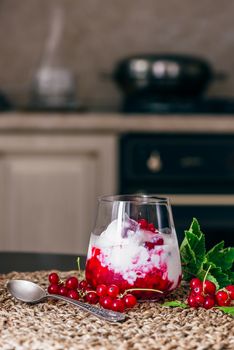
[86,290,97,294]
[77,257,81,273]
[121,288,163,297]
[202,264,212,293]
[218,287,232,300]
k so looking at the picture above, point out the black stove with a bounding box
[123,96,234,114]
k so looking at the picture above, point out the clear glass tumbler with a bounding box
[85,195,182,301]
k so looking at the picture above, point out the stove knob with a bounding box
[146,152,162,172]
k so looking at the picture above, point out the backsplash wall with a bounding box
[1,0,234,110]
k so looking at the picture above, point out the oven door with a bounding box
[165,194,234,248]
[120,133,234,248]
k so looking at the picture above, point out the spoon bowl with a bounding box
[7,279,125,323]
[7,280,47,303]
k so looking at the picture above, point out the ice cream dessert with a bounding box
[85,215,182,300]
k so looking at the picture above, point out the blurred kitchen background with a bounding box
[0,0,234,255]
[1,0,234,110]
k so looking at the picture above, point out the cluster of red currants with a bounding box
[187,277,234,309]
[47,272,137,312]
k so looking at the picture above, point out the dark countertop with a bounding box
[0,252,86,273]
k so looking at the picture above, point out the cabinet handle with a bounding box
[146,152,162,173]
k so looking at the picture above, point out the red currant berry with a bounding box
[58,286,68,296]
[203,280,216,295]
[79,280,88,291]
[144,242,156,250]
[155,238,164,245]
[107,284,120,298]
[111,299,125,312]
[123,294,137,308]
[138,219,148,229]
[226,285,234,300]
[216,290,231,306]
[203,296,215,309]
[99,296,113,309]
[48,284,59,294]
[67,289,79,300]
[96,284,108,297]
[65,276,79,290]
[85,291,99,304]
[148,223,155,232]
[187,293,198,308]
[48,272,59,285]
[190,278,202,290]
[195,294,205,306]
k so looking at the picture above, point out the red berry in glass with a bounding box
[216,290,231,306]
[96,284,108,297]
[189,278,202,290]
[48,272,59,285]
[123,294,137,308]
[155,238,164,245]
[203,296,215,309]
[147,223,155,232]
[203,280,216,295]
[65,276,79,290]
[99,296,113,310]
[48,284,59,294]
[111,298,125,312]
[226,285,234,300]
[138,219,148,229]
[67,289,79,300]
[107,284,120,298]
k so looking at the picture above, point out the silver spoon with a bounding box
[7,279,125,323]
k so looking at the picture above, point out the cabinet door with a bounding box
[0,135,117,254]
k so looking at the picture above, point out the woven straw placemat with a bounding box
[0,270,233,350]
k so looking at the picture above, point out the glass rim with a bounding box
[98,194,170,204]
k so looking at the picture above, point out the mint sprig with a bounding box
[162,302,234,317]
[180,218,234,289]
[162,301,187,308]
[216,307,234,316]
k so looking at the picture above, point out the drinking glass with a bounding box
[85,195,182,301]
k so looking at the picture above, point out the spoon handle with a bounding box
[47,294,126,323]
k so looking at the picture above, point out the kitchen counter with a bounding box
[0,112,234,133]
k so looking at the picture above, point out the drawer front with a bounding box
[120,134,234,189]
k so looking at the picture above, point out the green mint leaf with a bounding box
[180,221,205,280]
[189,217,201,237]
[226,270,234,284]
[180,218,234,285]
[162,301,187,308]
[180,233,197,280]
[206,242,234,272]
[216,307,234,317]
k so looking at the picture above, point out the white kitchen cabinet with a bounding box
[0,135,117,254]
